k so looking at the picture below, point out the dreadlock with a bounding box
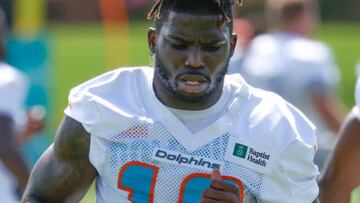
[147,0,243,27]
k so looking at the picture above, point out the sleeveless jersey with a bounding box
[65,67,319,203]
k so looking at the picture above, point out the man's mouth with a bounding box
[176,74,210,94]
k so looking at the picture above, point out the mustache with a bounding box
[175,70,211,81]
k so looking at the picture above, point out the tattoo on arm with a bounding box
[22,116,97,203]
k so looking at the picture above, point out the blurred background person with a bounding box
[3,0,52,167]
[319,74,360,203]
[237,0,346,171]
[227,0,267,74]
[0,7,44,202]
[0,0,12,27]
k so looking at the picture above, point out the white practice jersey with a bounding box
[0,62,29,203]
[356,77,360,120]
[240,32,339,148]
[65,67,319,203]
[0,62,28,124]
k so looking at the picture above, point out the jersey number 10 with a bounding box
[118,161,245,203]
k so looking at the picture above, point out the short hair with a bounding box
[280,0,313,22]
[147,0,242,31]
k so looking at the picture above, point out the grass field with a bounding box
[50,21,360,120]
[315,22,360,107]
[47,21,360,202]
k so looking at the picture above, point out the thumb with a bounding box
[211,168,222,180]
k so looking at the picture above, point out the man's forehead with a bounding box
[163,11,227,31]
[160,12,230,41]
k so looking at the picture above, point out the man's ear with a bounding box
[148,27,157,54]
[229,33,237,57]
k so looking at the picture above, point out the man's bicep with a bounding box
[320,112,360,189]
[22,116,96,203]
[281,140,319,202]
[318,112,360,202]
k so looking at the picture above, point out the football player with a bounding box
[22,0,319,202]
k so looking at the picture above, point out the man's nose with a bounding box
[185,47,204,68]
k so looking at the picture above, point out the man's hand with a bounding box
[201,169,241,203]
[18,106,46,144]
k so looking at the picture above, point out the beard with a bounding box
[154,54,229,103]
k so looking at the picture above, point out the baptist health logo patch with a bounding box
[233,143,248,159]
[226,137,275,175]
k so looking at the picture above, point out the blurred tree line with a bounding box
[320,0,360,21]
[0,0,358,23]
[46,0,360,23]
[47,0,151,23]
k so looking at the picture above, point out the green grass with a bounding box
[316,22,360,108]
[49,22,151,123]
[48,21,360,202]
[49,21,360,121]
[50,23,151,203]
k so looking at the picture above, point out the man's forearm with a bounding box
[21,195,47,203]
[0,116,30,190]
[0,146,30,189]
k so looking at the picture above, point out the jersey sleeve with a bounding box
[64,85,100,133]
[280,139,319,202]
[355,78,360,120]
[279,104,319,202]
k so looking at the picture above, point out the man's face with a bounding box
[149,11,236,109]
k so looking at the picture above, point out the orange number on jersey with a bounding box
[118,161,159,203]
[118,161,244,203]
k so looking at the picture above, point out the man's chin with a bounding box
[174,91,210,103]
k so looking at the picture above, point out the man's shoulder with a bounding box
[66,66,154,111]
[0,62,28,89]
[65,67,154,133]
[227,76,315,133]
[251,86,315,125]
[285,36,333,63]
[70,66,153,95]
[80,66,153,86]
[246,86,317,147]
[248,33,279,54]
[252,33,277,44]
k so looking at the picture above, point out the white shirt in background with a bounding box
[240,32,340,150]
[0,62,29,203]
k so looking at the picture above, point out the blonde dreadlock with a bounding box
[147,0,243,25]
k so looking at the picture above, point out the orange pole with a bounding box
[98,0,130,69]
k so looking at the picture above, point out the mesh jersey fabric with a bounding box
[65,67,319,203]
[239,32,340,149]
[167,85,231,133]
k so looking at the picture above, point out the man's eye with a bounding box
[202,45,221,52]
[172,44,188,50]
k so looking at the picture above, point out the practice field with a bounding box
[315,22,360,108]
[48,21,360,203]
[50,21,360,121]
